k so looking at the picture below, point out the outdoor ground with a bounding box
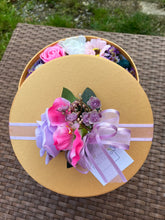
[0,0,165,60]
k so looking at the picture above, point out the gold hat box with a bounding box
[9,55,153,197]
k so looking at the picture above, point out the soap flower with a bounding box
[40,44,66,63]
[101,45,120,63]
[85,38,108,56]
[48,97,70,126]
[53,124,74,151]
[53,125,84,167]
[35,109,59,164]
[59,36,86,55]
[69,129,84,167]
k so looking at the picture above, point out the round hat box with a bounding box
[9,55,153,197]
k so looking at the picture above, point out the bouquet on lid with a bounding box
[36,87,131,185]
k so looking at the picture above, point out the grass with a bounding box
[0,0,165,60]
[0,0,22,59]
[89,8,159,35]
[46,14,75,28]
[86,5,165,35]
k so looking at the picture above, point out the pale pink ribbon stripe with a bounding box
[9,122,153,141]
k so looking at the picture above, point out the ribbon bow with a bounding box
[89,109,131,150]
[78,109,131,184]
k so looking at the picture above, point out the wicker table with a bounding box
[0,23,164,220]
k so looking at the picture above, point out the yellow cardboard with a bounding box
[9,55,153,197]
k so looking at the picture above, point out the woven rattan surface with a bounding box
[0,23,165,220]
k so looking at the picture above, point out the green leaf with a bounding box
[61,87,76,103]
[81,87,96,104]
[80,127,88,138]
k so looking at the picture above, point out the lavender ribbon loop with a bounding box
[78,109,131,184]
[91,109,131,150]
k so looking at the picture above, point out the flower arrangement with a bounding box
[36,87,131,185]
[9,85,153,186]
[27,36,136,79]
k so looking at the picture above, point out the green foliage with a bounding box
[89,7,118,31]
[80,127,88,138]
[0,0,22,59]
[117,12,161,35]
[45,14,75,28]
[90,8,163,35]
[62,88,76,102]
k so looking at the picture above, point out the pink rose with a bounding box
[40,44,66,63]
[48,97,70,126]
[70,129,84,167]
[53,125,74,151]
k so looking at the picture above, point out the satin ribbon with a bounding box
[9,109,154,185]
[9,123,153,142]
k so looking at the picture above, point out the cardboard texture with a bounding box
[18,36,139,88]
[9,55,153,197]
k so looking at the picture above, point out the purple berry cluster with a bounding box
[58,96,102,130]
[82,110,101,126]
[87,96,101,109]
[82,97,102,126]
